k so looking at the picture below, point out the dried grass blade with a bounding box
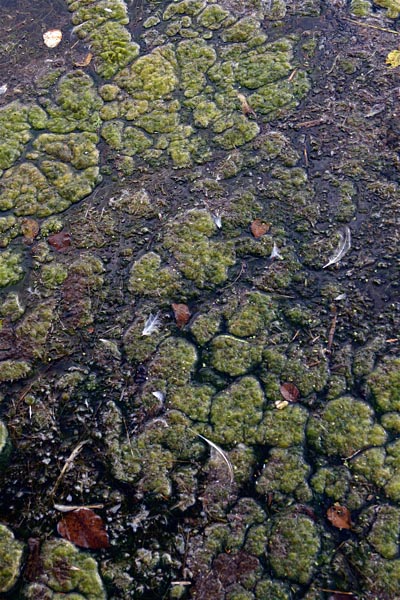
[189,429,234,484]
[323,226,351,269]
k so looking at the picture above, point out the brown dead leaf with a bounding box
[21,218,40,244]
[48,231,71,252]
[74,52,93,68]
[327,503,352,530]
[172,303,191,328]
[279,382,300,403]
[57,507,109,549]
[250,219,270,238]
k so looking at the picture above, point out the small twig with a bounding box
[51,440,89,497]
[327,306,337,353]
[343,16,400,35]
[319,589,356,596]
[344,448,364,461]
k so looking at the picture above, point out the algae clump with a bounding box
[307,395,387,457]
[0,250,23,287]
[0,524,24,593]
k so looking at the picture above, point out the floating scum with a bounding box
[0,0,400,598]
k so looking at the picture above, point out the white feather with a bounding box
[142,313,161,336]
[323,226,351,269]
[270,241,283,260]
[190,429,234,484]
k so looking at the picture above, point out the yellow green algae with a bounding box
[23,539,106,600]
[0,524,24,593]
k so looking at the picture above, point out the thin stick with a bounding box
[51,440,89,497]
[327,306,337,353]
[343,16,400,35]
[319,589,356,596]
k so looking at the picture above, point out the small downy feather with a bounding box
[142,313,161,336]
[270,241,283,260]
[190,429,234,484]
[323,227,351,269]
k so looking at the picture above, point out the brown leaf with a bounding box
[329,594,357,600]
[172,303,191,328]
[74,52,93,67]
[327,503,352,530]
[279,382,300,403]
[21,218,40,244]
[57,507,109,549]
[250,219,270,238]
[48,231,71,252]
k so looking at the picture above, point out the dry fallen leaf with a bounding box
[250,219,270,238]
[21,218,40,244]
[172,303,191,328]
[57,507,109,549]
[48,231,71,251]
[74,52,93,68]
[327,503,352,530]
[279,382,300,403]
[237,93,256,118]
[43,29,62,48]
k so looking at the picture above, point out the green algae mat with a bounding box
[0,0,399,598]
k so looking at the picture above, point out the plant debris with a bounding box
[326,503,352,530]
[172,303,191,328]
[57,507,109,549]
[21,218,39,244]
[323,227,351,269]
[74,52,93,68]
[43,29,62,48]
[48,231,72,252]
[250,219,270,238]
[279,382,300,403]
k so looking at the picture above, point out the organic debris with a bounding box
[57,507,109,549]
[48,231,72,252]
[142,313,161,336]
[21,218,39,244]
[327,503,352,530]
[323,227,351,269]
[237,93,256,118]
[172,303,191,328]
[74,52,93,68]
[250,219,270,238]
[279,382,300,403]
[51,440,88,497]
[190,429,234,484]
[327,306,338,353]
[270,241,283,260]
[43,29,62,48]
